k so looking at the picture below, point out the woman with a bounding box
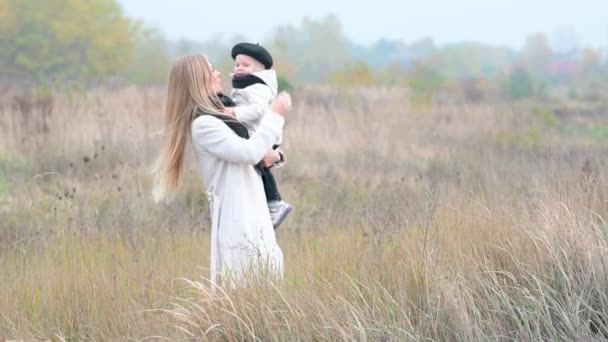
[153,54,291,287]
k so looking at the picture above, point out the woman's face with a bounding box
[208,63,223,93]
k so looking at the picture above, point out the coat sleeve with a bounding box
[192,111,284,164]
[273,147,286,168]
[233,84,274,125]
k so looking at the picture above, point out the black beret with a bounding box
[231,42,273,69]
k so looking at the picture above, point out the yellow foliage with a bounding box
[0,1,18,33]
[329,62,376,86]
[0,0,135,82]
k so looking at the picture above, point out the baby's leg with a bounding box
[260,167,292,229]
[261,167,281,202]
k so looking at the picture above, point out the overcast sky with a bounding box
[117,0,607,50]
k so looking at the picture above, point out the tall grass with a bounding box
[1,86,607,340]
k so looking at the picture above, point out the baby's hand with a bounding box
[271,92,291,116]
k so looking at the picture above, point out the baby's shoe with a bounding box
[268,200,293,229]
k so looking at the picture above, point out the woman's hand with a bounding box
[271,92,292,116]
[262,150,281,168]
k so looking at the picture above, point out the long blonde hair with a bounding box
[153,54,223,202]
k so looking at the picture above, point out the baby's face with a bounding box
[234,55,262,76]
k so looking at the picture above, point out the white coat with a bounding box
[230,69,278,135]
[191,109,285,287]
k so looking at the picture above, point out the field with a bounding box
[1,86,608,340]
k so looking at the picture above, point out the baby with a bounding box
[223,42,293,229]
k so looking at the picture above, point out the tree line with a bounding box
[1,0,607,102]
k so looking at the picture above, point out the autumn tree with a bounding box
[407,60,446,104]
[506,67,534,100]
[328,62,376,86]
[124,26,171,85]
[0,0,136,85]
[521,33,553,77]
[269,14,352,82]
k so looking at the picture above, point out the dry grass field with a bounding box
[1,86,608,340]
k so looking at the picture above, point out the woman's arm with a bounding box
[192,111,284,164]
